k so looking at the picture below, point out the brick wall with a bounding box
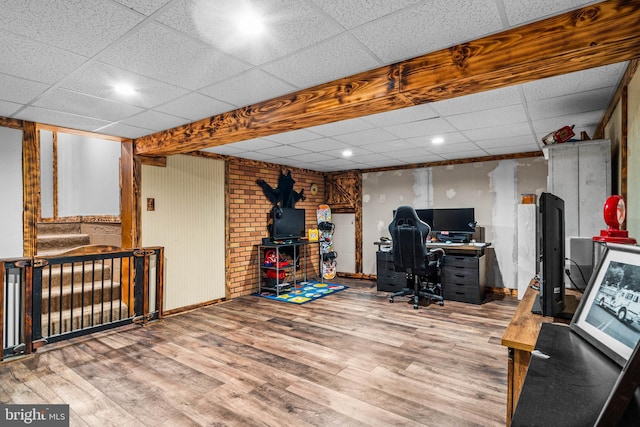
[227,157,326,298]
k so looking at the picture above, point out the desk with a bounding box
[374,241,490,303]
[501,285,575,425]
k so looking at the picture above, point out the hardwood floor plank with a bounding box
[0,278,518,426]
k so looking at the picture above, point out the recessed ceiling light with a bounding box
[432,137,444,144]
[114,83,136,96]
[342,149,353,158]
[234,8,264,36]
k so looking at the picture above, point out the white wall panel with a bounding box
[142,155,225,311]
[0,127,23,258]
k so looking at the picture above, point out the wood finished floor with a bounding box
[0,279,519,427]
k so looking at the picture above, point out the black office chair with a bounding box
[388,206,444,309]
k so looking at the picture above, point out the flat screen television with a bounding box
[269,207,305,241]
[538,192,571,318]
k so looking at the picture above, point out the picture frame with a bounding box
[570,243,640,366]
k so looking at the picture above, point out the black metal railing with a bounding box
[1,246,163,360]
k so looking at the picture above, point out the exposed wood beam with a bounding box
[135,0,640,157]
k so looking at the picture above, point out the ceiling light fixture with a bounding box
[113,83,136,96]
[234,8,265,36]
[342,149,353,158]
[432,137,444,144]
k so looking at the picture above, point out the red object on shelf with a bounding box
[265,269,286,280]
[553,125,575,144]
[593,195,637,244]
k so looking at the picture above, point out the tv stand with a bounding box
[531,293,579,320]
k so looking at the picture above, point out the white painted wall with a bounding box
[332,213,356,274]
[142,155,225,311]
[0,127,23,258]
[57,133,120,217]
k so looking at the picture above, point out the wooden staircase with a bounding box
[37,222,129,337]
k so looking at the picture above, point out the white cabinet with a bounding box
[544,139,611,239]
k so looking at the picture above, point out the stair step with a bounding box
[42,262,112,287]
[41,301,130,336]
[37,222,82,236]
[41,281,122,314]
[37,234,91,254]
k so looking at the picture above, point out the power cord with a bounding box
[565,257,588,293]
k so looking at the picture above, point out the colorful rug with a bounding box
[254,281,348,304]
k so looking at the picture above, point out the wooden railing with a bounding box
[1,245,163,360]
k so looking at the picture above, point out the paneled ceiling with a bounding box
[0,0,629,171]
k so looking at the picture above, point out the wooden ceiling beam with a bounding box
[135,0,640,157]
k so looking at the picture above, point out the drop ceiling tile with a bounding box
[0,30,87,85]
[363,139,419,153]
[255,145,312,158]
[0,100,22,117]
[446,105,528,131]
[289,137,349,151]
[384,117,456,139]
[95,122,156,139]
[351,0,502,63]
[333,128,399,146]
[61,62,190,109]
[154,92,235,121]
[200,68,297,108]
[34,89,145,122]
[362,103,439,127]
[264,128,325,144]
[431,85,523,116]
[99,22,251,91]
[504,0,602,26]
[427,141,482,155]
[307,117,374,137]
[389,148,442,162]
[159,0,343,66]
[527,88,614,121]
[407,132,470,147]
[120,110,192,131]
[462,122,533,141]
[473,135,538,150]
[14,107,111,132]
[351,152,399,164]
[439,149,488,160]
[261,33,381,89]
[522,63,625,101]
[0,0,144,57]
[312,0,423,29]
[284,152,334,163]
[114,0,172,16]
[226,138,281,151]
[0,74,49,104]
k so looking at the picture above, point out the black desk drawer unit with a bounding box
[376,251,407,292]
[442,254,487,304]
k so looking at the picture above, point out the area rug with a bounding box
[254,281,348,304]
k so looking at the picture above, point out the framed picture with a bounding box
[570,243,640,366]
